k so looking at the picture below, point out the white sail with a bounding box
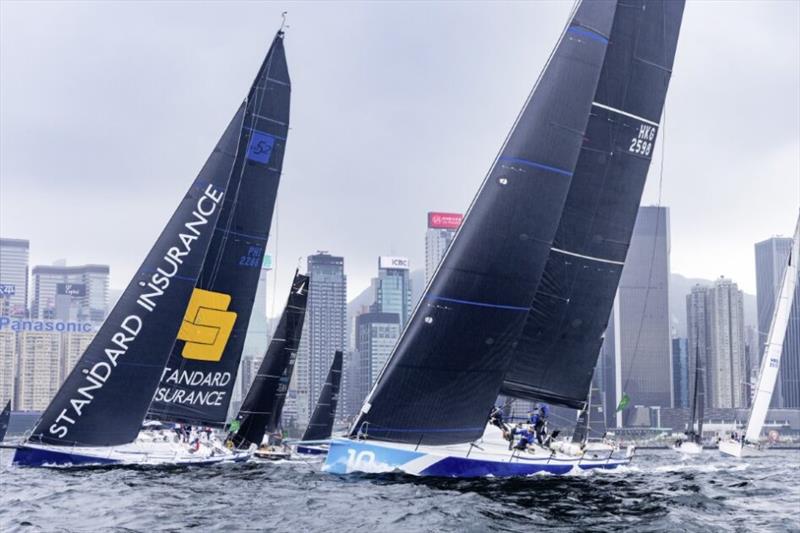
[744,213,800,443]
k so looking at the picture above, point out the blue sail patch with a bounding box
[246,130,275,164]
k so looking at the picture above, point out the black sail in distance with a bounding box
[229,272,309,449]
[148,31,291,426]
[351,2,617,446]
[28,108,243,447]
[302,350,343,442]
[0,400,10,441]
[500,0,685,408]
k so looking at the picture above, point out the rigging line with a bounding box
[621,99,667,398]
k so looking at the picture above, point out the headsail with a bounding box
[302,350,343,442]
[148,31,291,426]
[500,0,685,408]
[688,334,705,441]
[745,214,800,443]
[229,272,309,449]
[351,1,618,446]
[28,108,243,446]
[0,400,10,442]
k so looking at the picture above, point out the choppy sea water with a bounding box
[1,448,798,532]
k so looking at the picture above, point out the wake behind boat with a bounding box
[324,0,685,478]
[13,28,291,468]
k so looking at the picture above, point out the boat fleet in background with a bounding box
[1,0,797,476]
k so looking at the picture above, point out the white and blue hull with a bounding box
[323,426,632,478]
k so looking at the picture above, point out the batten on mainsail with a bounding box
[229,272,309,449]
[302,351,343,442]
[148,30,291,427]
[501,0,685,409]
[350,1,618,446]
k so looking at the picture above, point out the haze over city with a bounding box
[1,1,798,309]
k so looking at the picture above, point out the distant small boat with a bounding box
[719,215,799,458]
[294,351,343,456]
[0,400,10,442]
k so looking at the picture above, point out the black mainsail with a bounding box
[229,272,309,449]
[0,400,10,442]
[27,108,243,446]
[301,350,343,442]
[500,0,685,409]
[148,31,291,427]
[687,337,705,442]
[351,2,618,446]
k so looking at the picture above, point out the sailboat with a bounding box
[295,350,343,456]
[673,327,704,454]
[324,0,685,477]
[226,272,309,461]
[719,215,799,458]
[0,400,10,442]
[13,28,291,467]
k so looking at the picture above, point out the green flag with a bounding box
[229,420,241,433]
[616,393,630,412]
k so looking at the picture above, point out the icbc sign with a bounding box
[428,212,463,230]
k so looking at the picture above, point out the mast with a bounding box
[148,30,291,427]
[301,350,343,442]
[744,214,800,443]
[228,272,309,449]
[351,1,619,446]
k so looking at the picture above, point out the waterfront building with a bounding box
[16,330,62,410]
[0,329,15,406]
[370,256,412,326]
[0,238,30,317]
[755,236,800,408]
[424,212,463,283]
[353,312,401,413]
[31,263,109,322]
[599,206,672,428]
[294,252,347,426]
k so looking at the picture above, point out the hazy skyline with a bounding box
[1,1,798,315]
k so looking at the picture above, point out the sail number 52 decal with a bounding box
[629,124,656,157]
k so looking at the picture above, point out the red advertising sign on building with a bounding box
[427,212,463,230]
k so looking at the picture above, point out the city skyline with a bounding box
[1,2,798,308]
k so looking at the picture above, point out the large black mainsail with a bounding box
[0,400,10,442]
[301,350,343,442]
[229,272,309,449]
[687,337,705,441]
[28,108,243,446]
[500,0,685,409]
[148,31,291,426]
[351,2,618,446]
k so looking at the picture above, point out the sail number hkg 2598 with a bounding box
[629,124,656,156]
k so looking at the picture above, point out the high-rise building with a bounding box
[31,264,109,322]
[0,238,30,317]
[686,278,748,409]
[599,206,672,427]
[294,252,347,426]
[234,254,272,408]
[16,330,62,410]
[353,312,401,414]
[672,337,689,408]
[0,329,15,405]
[755,236,800,408]
[424,212,463,283]
[61,330,95,384]
[370,256,412,326]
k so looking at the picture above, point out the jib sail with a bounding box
[301,350,343,442]
[229,272,309,449]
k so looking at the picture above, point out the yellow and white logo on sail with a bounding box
[178,288,237,362]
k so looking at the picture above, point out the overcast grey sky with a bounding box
[1,0,798,313]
